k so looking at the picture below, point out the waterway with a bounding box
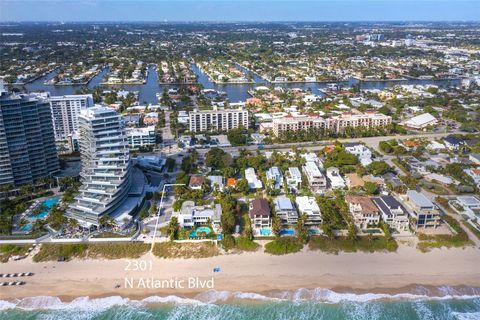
[19,63,462,104]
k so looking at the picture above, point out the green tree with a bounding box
[295,213,309,244]
[243,214,253,240]
[167,216,180,241]
[272,212,281,237]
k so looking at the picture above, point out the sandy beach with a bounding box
[1,244,479,301]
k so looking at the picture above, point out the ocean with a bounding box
[1,287,479,320]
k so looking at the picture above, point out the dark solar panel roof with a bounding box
[381,195,401,209]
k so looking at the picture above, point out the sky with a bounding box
[0,0,479,22]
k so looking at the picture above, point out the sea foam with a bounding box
[1,286,480,311]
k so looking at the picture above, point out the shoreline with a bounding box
[1,244,479,303]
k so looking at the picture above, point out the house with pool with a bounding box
[295,196,322,226]
[249,198,272,233]
[274,196,298,225]
[176,200,222,232]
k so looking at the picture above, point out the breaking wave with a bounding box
[1,286,480,311]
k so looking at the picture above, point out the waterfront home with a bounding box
[372,196,409,232]
[404,190,441,229]
[249,198,272,229]
[295,196,322,226]
[274,196,298,225]
[177,201,222,231]
[266,166,283,190]
[245,167,263,190]
[345,195,380,229]
[453,196,480,220]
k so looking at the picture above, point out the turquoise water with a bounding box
[19,223,33,232]
[1,290,479,320]
[280,229,295,236]
[29,197,60,219]
[189,227,211,238]
[308,229,321,235]
[260,228,271,236]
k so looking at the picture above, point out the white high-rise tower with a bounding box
[66,106,132,226]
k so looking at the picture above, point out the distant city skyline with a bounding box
[1,0,479,22]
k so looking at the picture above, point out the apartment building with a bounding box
[0,89,59,186]
[49,94,94,140]
[66,107,134,226]
[189,108,249,132]
[272,111,392,137]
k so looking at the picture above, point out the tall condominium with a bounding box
[0,88,59,186]
[272,111,392,137]
[50,94,94,140]
[66,106,132,225]
[189,108,249,132]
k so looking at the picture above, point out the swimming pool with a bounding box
[308,229,321,235]
[280,229,295,236]
[190,226,212,237]
[29,197,60,219]
[260,228,271,236]
[20,223,33,232]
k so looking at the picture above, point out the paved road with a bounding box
[196,132,458,157]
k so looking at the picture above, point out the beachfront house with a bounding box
[177,201,222,231]
[372,196,409,232]
[274,196,298,225]
[345,195,380,229]
[295,196,322,226]
[266,166,284,190]
[404,190,441,229]
[249,198,272,229]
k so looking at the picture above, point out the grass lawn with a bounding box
[221,235,259,252]
[0,244,31,263]
[87,243,149,259]
[308,236,398,254]
[33,244,88,262]
[32,242,150,262]
[152,242,220,259]
[264,237,304,255]
[462,221,480,240]
[416,215,473,252]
